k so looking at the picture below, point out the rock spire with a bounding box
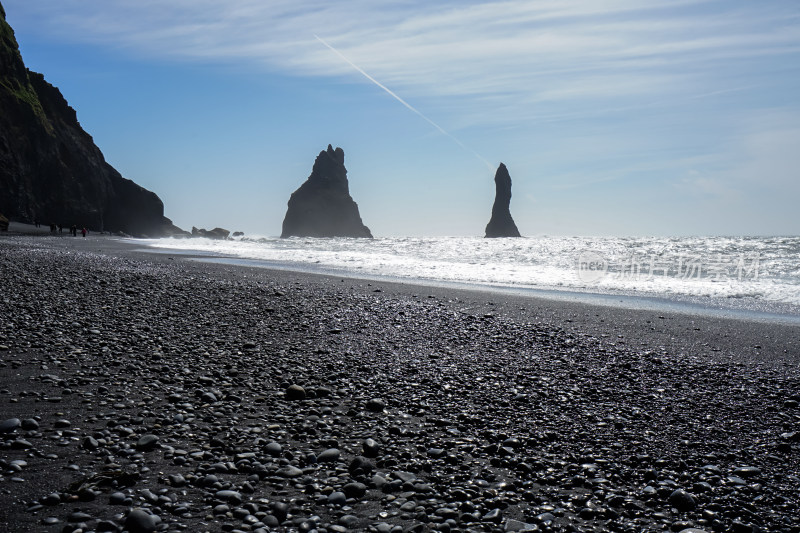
[281,145,372,238]
[484,163,521,238]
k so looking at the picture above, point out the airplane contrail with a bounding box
[314,34,493,171]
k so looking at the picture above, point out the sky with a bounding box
[4,0,800,237]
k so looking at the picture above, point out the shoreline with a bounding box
[2,232,800,532]
[185,255,800,326]
[6,230,800,364]
[133,231,800,325]
[12,220,800,324]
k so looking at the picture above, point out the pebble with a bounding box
[327,491,347,505]
[285,384,306,400]
[136,434,160,451]
[0,418,21,433]
[668,489,697,512]
[277,466,304,477]
[125,508,159,533]
[317,448,341,462]
[365,398,386,412]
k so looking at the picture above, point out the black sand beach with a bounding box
[2,229,799,533]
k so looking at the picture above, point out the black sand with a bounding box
[1,229,799,533]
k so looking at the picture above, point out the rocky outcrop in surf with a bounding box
[0,3,182,237]
[281,145,373,238]
[191,227,230,240]
[484,163,521,238]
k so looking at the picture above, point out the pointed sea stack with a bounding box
[281,145,373,238]
[0,3,182,236]
[485,163,521,238]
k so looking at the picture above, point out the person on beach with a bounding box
[81,227,87,238]
[71,225,77,236]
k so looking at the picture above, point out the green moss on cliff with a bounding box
[0,9,53,134]
[0,77,53,135]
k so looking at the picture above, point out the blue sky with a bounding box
[5,0,800,236]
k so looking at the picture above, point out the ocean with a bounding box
[135,235,800,321]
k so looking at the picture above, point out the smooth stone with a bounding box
[42,493,61,506]
[215,490,243,504]
[0,418,21,433]
[265,441,282,457]
[285,384,306,400]
[68,511,93,522]
[342,481,367,498]
[365,398,386,412]
[317,448,340,462]
[200,391,218,403]
[363,438,381,457]
[327,491,347,505]
[21,418,39,430]
[349,456,374,474]
[136,434,160,451]
[505,519,536,531]
[733,466,761,478]
[427,448,446,459]
[125,509,159,533]
[668,489,696,512]
[277,466,303,477]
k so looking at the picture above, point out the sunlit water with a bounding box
[135,235,800,318]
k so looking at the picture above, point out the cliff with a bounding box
[281,145,372,238]
[0,3,181,236]
[484,163,521,238]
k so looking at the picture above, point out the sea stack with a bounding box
[484,163,521,238]
[0,3,182,237]
[281,145,373,238]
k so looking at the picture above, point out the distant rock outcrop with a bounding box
[484,163,521,238]
[0,3,182,237]
[281,145,372,238]
[191,227,230,240]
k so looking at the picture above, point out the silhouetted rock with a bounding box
[281,145,372,238]
[0,4,183,237]
[484,163,521,238]
[191,227,230,240]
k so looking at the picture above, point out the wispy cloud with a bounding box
[9,0,799,128]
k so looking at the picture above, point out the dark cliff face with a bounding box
[485,163,521,238]
[0,3,180,236]
[281,145,373,238]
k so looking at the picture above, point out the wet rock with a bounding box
[668,489,696,512]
